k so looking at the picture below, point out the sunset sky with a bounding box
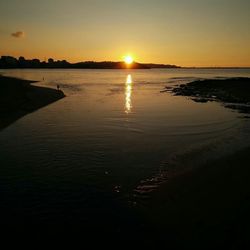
[0,0,249,67]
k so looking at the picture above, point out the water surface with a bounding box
[1,68,250,227]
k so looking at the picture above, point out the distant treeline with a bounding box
[0,56,180,69]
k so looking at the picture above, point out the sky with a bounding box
[0,0,250,67]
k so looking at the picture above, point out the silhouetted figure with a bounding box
[57,84,60,91]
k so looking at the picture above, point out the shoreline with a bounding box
[0,75,65,131]
[171,77,250,114]
[140,145,250,247]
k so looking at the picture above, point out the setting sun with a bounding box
[124,55,134,65]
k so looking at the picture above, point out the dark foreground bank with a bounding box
[0,75,65,130]
[172,77,250,114]
[142,146,250,249]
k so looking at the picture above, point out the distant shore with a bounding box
[0,55,180,69]
[0,75,65,130]
[171,77,250,114]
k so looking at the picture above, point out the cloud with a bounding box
[11,31,25,38]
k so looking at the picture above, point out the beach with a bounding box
[0,75,65,130]
[140,145,250,248]
[0,69,250,247]
[1,0,250,247]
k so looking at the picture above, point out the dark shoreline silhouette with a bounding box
[170,77,250,114]
[0,55,180,69]
[0,75,65,131]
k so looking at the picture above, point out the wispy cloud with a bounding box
[11,31,25,38]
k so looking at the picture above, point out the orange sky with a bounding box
[0,0,250,67]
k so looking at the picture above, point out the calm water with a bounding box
[1,68,250,230]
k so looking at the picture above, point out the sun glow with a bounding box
[124,55,134,65]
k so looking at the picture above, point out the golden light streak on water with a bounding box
[125,74,133,113]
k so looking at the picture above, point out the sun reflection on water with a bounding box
[125,74,133,114]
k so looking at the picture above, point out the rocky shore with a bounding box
[171,77,250,114]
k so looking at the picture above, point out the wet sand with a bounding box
[0,75,65,130]
[141,146,250,248]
